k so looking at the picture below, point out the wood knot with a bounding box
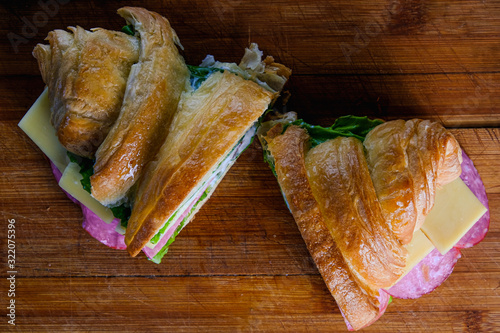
[464,310,482,333]
[387,0,427,34]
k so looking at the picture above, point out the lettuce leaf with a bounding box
[67,151,131,227]
[263,115,383,176]
[121,24,135,36]
[187,65,223,90]
[286,115,383,148]
[150,191,210,263]
[67,152,94,193]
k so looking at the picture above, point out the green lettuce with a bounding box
[286,115,383,148]
[121,24,135,36]
[263,115,383,175]
[67,152,131,227]
[67,152,94,193]
[151,191,210,263]
[187,65,223,90]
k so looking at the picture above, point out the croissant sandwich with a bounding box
[20,7,291,262]
[258,113,490,330]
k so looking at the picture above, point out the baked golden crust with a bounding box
[261,116,464,329]
[125,71,274,256]
[305,137,408,290]
[266,126,382,331]
[33,26,139,158]
[90,7,190,206]
[364,119,462,243]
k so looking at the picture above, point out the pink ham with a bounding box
[455,151,490,248]
[51,161,126,250]
[386,248,461,299]
[387,151,489,299]
[81,206,126,250]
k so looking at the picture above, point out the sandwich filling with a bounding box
[142,126,256,262]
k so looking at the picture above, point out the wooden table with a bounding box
[1,1,499,331]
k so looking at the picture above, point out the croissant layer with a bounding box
[90,7,190,206]
[125,71,274,256]
[364,119,462,244]
[305,137,408,290]
[33,26,140,158]
[266,125,382,331]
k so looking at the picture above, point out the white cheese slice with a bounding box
[59,162,115,224]
[18,88,68,172]
[115,224,126,235]
[421,178,487,255]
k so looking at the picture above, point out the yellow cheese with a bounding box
[20,90,116,224]
[115,224,126,235]
[18,88,68,172]
[404,229,435,272]
[59,162,115,224]
[389,229,435,287]
[390,178,486,286]
[421,178,487,255]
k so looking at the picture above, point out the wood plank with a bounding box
[1,2,499,330]
[1,121,498,279]
[287,74,500,127]
[1,0,500,75]
[3,74,500,127]
[3,273,499,332]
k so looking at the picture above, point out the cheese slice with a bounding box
[18,88,68,172]
[421,178,487,255]
[404,229,435,273]
[59,162,115,224]
[389,229,435,287]
[390,178,486,287]
[20,89,116,224]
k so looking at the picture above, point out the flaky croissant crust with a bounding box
[364,119,462,244]
[33,26,140,158]
[125,71,274,256]
[263,118,462,330]
[90,7,190,206]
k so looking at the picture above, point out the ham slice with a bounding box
[387,151,489,299]
[455,151,490,248]
[51,161,126,250]
[386,247,461,299]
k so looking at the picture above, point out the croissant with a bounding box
[90,7,190,206]
[125,70,277,256]
[364,119,463,244]
[263,118,462,330]
[33,26,139,158]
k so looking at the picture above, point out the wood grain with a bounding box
[0,0,499,332]
[8,272,500,332]
[0,123,498,274]
[2,74,500,127]
[1,1,500,75]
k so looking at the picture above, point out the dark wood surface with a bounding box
[0,1,499,331]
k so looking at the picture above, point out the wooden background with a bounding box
[0,0,499,331]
